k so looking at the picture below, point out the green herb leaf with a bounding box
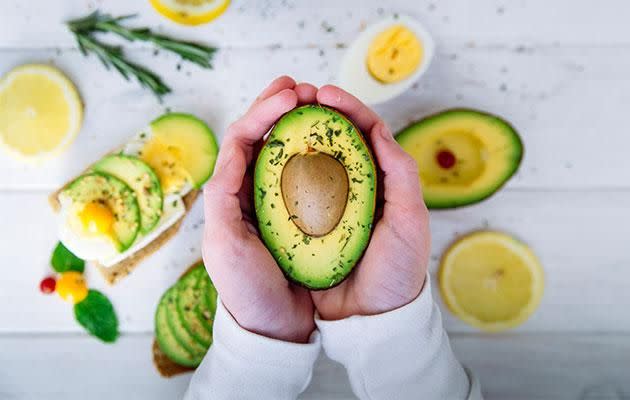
[72,33,171,98]
[74,290,119,343]
[68,12,217,69]
[51,242,85,273]
[66,11,216,99]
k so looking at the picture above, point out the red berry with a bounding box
[436,149,456,169]
[40,276,57,294]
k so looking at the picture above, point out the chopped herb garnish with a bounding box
[267,139,285,147]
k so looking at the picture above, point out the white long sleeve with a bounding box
[184,300,322,400]
[315,277,483,400]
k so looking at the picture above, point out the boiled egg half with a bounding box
[339,15,434,104]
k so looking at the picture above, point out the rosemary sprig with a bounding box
[73,33,171,97]
[66,11,217,98]
[68,12,217,69]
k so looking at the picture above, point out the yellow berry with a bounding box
[56,271,88,304]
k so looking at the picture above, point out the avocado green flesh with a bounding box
[396,109,523,209]
[92,154,163,233]
[149,113,220,189]
[155,264,218,368]
[196,273,217,333]
[176,267,213,347]
[61,172,140,251]
[155,287,199,367]
[254,105,376,290]
[164,281,207,358]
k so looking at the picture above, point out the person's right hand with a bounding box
[202,76,318,343]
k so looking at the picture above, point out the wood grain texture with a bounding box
[2,0,630,48]
[1,0,629,398]
[2,190,628,333]
[2,45,630,189]
[2,333,630,400]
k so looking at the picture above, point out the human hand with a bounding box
[311,86,431,320]
[202,76,319,343]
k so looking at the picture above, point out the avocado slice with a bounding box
[155,264,218,368]
[396,109,523,209]
[254,105,377,290]
[155,286,199,367]
[164,279,207,359]
[176,266,212,347]
[92,154,163,233]
[146,113,219,190]
[195,273,217,334]
[61,172,140,251]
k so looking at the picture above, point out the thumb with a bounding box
[370,122,425,213]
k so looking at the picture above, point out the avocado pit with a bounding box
[281,152,349,237]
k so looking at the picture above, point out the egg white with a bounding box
[99,193,186,267]
[58,193,186,267]
[58,194,120,262]
[338,15,435,105]
[58,125,193,267]
[123,128,194,197]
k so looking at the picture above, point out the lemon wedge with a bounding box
[149,0,230,25]
[0,64,83,162]
[438,231,544,332]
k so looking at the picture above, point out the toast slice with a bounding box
[49,156,201,285]
[152,261,202,377]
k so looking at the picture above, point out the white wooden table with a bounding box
[2,1,630,399]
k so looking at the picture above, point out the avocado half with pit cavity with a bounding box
[254,105,377,290]
[396,109,523,209]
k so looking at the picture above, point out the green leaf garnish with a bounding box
[51,242,85,273]
[74,290,119,343]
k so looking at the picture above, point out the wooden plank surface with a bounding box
[2,0,630,48]
[2,334,630,400]
[1,0,629,399]
[3,44,630,190]
[2,190,629,334]
[2,45,630,189]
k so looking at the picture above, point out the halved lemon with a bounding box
[0,64,83,162]
[439,231,544,332]
[149,0,230,25]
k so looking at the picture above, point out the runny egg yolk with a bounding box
[79,201,115,237]
[140,137,191,194]
[367,24,423,84]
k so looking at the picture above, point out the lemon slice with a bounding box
[438,231,544,332]
[149,0,230,25]
[0,64,83,162]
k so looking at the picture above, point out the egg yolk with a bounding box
[140,137,191,194]
[367,25,423,84]
[79,201,115,237]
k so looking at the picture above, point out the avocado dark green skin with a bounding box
[155,264,218,368]
[254,105,377,290]
[395,108,524,209]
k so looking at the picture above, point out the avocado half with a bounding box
[254,105,377,290]
[396,109,523,209]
